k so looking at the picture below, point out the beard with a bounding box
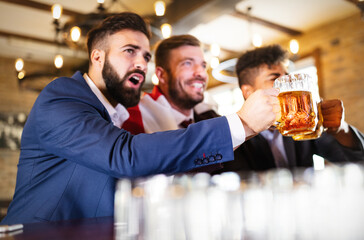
[166,69,204,110]
[102,57,145,108]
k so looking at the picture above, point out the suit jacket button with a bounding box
[208,155,216,162]
[202,158,209,164]
[195,158,203,165]
[215,154,222,161]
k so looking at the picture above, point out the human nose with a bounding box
[193,64,207,79]
[134,55,148,72]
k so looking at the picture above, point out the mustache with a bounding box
[187,77,206,83]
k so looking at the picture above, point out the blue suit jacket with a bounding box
[2,72,234,224]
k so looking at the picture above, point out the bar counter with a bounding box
[2,163,364,239]
[1,217,114,240]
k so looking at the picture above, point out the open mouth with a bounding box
[127,73,144,87]
[191,82,205,89]
[188,81,205,92]
[129,75,141,85]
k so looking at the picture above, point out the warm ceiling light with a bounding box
[70,26,81,42]
[161,23,172,39]
[15,58,24,72]
[289,39,299,54]
[54,55,64,69]
[97,0,105,3]
[52,4,63,20]
[252,34,263,47]
[151,74,159,85]
[210,43,220,57]
[154,1,166,16]
[17,70,26,80]
[210,57,220,69]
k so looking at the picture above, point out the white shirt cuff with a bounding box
[226,113,246,148]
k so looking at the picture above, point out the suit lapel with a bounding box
[283,136,297,168]
[248,134,276,170]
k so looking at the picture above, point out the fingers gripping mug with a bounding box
[273,73,321,138]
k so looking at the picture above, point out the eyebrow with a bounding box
[268,73,282,78]
[123,44,151,59]
[182,57,206,65]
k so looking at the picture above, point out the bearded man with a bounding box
[2,14,280,224]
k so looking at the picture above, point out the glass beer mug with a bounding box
[273,73,322,139]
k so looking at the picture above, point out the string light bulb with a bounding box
[51,4,63,20]
[252,34,262,47]
[161,23,172,39]
[210,43,220,57]
[151,74,159,85]
[97,0,105,3]
[154,1,166,16]
[54,54,64,69]
[70,26,81,42]
[210,57,220,69]
[15,58,24,72]
[289,39,299,54]
[17,70,26,80]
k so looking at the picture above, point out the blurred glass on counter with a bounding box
[114,162,364,240]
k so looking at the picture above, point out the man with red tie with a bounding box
[123,34,218,135]
[123,34,223,172]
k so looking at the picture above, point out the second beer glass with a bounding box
[273,73,319,137]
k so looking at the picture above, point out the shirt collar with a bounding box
[83,73,129,127]
[166,100,194,125]
[151,88,194,125]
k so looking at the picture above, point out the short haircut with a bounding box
[236,45,288,87]
[86,12,150,59]
[155,34,201,70]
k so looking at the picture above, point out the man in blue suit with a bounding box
[2,13,280,224]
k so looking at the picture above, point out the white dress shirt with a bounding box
[83,73,129,128]
[83,73,245,148]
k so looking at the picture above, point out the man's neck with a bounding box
[170,103,193,117]
[88,71,118,107]
[159,87,193,117]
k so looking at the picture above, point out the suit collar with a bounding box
[71,71,111,123]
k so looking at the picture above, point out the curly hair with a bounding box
[86,12,150,59]
[236,45,288,87]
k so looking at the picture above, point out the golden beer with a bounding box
[292,101,323,140]
[276,90,317,136]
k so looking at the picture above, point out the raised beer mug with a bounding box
[273,73,319,137]
[292,100,324,140]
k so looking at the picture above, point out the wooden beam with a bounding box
[0,30,67,47]
[164,0,211,24]
[0,0,80,16]
[231,10,302,36]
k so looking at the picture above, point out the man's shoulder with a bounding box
[44,71,85,91]
[36,71,102,110]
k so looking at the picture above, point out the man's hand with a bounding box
[321,99,360,149]
[321,99,346,134]
[237,88,280,139]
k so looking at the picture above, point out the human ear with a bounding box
[241,85,254,100]
[155,66,167,85]
[90,49,105,69]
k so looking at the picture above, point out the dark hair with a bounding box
[155,34,201,70]
[86,12,150,59]
[236,45,288,87]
